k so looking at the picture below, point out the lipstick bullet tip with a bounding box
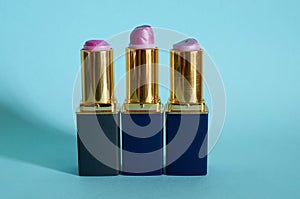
[129,25,155,49]
[83,40,111,51]
[173,38,200,51]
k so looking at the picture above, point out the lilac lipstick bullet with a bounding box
[129,25,155,49]
[173,38,200,51]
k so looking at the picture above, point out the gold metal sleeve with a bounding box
[124,48,161,112]
[80,49,116,112]
[168,49,208,113]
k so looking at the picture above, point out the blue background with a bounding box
[1,0,299,198]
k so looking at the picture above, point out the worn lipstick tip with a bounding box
[83,40,111,51]
[129,25,155,49]
[173,38,200,51]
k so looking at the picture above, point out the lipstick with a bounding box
[166,38,208,175]
[121,25,163,175]
[77,40,120,176]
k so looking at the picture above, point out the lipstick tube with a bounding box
[77,40,119,176]
[121,25,163,175]
[166,39,208,175]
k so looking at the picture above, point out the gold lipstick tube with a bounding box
[168,49,208,113]
[77,46,119,176]
[80,49,116,112]
[123,48,162,112]
[166,46,208,176]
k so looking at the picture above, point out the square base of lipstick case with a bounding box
[121,112,163,175]
[166,113,208,176]
[77,113,120,176]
